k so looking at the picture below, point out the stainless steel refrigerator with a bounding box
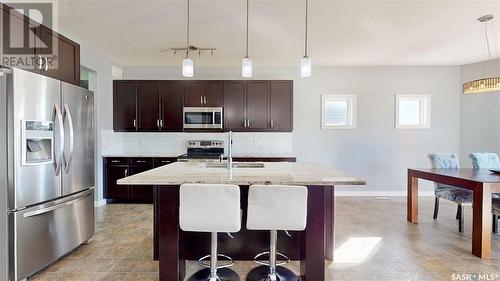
[0,68,95,281]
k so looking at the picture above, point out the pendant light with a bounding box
[463,15,500,94]
[241,0,253,78]
[300,0,311,78]
[182,0,194,77]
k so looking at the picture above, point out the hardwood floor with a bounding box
[31,197,500,281]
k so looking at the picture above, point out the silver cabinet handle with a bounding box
[111,160,120,163]
[200,96,203,104]
[37,55,43,70]
[23,191,92,218]
[271,120,275,128]
[44,57,49,71]
[124,169,128,177]
[160,119,163,128]
[136,160,146,163]
[204,96,207,104]
[133,119,137,128]
[247,119,250,128]
[157,119,160,128]
[63,103,74,174]
[53,103,64,176]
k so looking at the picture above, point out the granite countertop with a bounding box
[101,153,182,158]
[117,162,365,186]
[102,154,296,158]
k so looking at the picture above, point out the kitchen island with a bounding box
[118,161,365,281]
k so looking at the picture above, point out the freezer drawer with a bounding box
[9,189,94,281]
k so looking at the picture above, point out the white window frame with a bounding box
[321,95,357,129]
[395,94,431,129]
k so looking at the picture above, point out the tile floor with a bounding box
[31,197,500,281]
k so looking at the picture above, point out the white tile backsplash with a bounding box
[101,130,293,157]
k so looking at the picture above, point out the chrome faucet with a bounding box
[228,131,233,170]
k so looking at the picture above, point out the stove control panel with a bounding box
[187,140,224,148]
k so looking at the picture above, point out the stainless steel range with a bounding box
[177,140,225,162]
[0,68,95,281]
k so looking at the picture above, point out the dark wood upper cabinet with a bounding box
[160,81,184,131]
[203,81,223,106]
[113,79,293,133]
[270,81,293,131]
[1,4,37,72]
[246,81,270,131]
[223,81,246,131]
[184,81,204,106]
[36,25,80,85]
[113,81,137,131]
[184,81,223,107]
[0,3,80,85]
[137,81,160,131]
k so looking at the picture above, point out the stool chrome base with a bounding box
[246,265,299,281]
[188,267,240,281]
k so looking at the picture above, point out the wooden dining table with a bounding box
[407,168,500,258]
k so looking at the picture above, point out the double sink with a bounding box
[205,162,265,168]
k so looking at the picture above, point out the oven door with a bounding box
[183,107,223,129]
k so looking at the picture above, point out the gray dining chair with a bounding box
[469,152,500,233]
[429,153,472,233]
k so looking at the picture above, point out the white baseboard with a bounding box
[335,190,434,197]
[94,199,107,207]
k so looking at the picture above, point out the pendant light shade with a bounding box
[242,0,252,78]
[300,56,312,78]
[182,58,194,77]
[182,0,193,77]
[300,0,311,78]
[463,15,500,94]
[242,57,253,78]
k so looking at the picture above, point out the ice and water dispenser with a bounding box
[21,120,54,165]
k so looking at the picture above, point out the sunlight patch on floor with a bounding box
[332,237,382,265]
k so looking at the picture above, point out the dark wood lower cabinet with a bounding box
[104,165,130,200]
[104,157,177,203]
[104,156,296,204]
[129,158,155,202]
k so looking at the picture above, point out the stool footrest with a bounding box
[246,265,299,281]
[198,254,235,269]
[254,251,291,266]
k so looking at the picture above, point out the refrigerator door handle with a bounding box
[53,103,64,175]
[63,103,75,173]
[22,191,92,218]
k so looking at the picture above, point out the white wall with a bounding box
[123,66,462,194]
[80,47,120,204]
[459,59,500,167]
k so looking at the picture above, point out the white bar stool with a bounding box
[180,184,242,281]
[246,185,308,281]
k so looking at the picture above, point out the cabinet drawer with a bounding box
[129,157,154,167]
[154,157,177,167]
[106,157,128,166]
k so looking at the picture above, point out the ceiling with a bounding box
[58,0,500,67]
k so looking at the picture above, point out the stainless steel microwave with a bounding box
[183,107,223,129]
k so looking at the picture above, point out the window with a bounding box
[395,95,431,129]
[321,95,356,129]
